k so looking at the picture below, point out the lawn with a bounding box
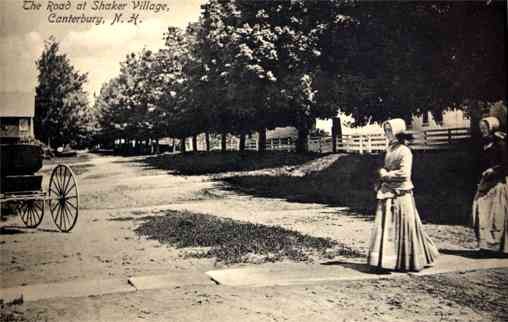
[221,149,477,225]
[141,151,322,175]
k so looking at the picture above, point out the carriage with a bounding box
[0,92,79,232]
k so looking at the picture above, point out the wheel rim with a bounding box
[18,199,44,228]
[49,164,79,232]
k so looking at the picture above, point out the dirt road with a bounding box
[1,153,507,321]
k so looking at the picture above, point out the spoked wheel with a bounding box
[18,199,44,228]
[49,164,79,232]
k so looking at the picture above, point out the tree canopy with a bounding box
[93,0,506,152]
[35,37,95,147]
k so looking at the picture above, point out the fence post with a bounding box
[359,135,364,154]
[448,129,452,145]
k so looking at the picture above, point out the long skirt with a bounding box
[472,181,508,253]
[368,192,439,272]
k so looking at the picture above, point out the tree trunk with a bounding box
[422,110,429,127]
[296,128,309,154]
[331,117,342,153]
[257,128,266,153]
[239,133,246,153]
[205,132,210,152]
[192,135,198,152]
[221,132,227,152]
[469,100,483,180]
[180,137,186,153]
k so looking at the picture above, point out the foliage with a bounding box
[95,0,505,152]
[35,37,94,147]
[320,1,506,125]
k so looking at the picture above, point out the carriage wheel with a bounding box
[49,164,79,232]
[18,199,44,228]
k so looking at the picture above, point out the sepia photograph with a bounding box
[1,0,507,321]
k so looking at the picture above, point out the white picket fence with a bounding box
[309,127,471,154]
[176,127,471,154]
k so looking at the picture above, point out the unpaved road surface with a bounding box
[1,153,506,321]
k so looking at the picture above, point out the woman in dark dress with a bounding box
[472,116,508,254]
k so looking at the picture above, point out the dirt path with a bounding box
[1,153,506,321]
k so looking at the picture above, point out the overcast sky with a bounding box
[0,0,205,99]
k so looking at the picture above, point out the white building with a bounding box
[0,92,35,142]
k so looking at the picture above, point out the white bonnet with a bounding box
[481,117,501,133]
[382,118,407,136]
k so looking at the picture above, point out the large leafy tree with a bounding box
[35,37,94,147]
[319,1,505,125]
[197,0,337,152]
[193,0,239,151]
[94,77,126,144]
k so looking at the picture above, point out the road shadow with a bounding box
[37,228,61,233]
[320,260,393,275]
[107,215,155,222]
[440,248,508,259]
[0,226,28,235]
[0,226,61,234]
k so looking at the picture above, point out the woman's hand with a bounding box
[378,168,388,179]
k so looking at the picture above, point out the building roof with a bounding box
[266,127,298,140]
[0,92,35,117]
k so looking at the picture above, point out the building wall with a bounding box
[0,117,33,139]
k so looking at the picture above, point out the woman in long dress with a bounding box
[368,118,439,272]
[472,116,508,254]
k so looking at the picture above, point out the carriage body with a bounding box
[0,93,78,232]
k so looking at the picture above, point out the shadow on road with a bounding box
[0,226,28,235]
[439,249,508,259]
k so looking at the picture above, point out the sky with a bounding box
[0,0,206,99]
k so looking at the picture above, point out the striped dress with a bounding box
[368,142,439,272]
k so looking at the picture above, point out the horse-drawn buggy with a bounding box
[0,93,79,232]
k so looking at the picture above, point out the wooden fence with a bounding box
[309,127,471,154]
[172,127,471,154]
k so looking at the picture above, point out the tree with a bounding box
[318,1,505,125]
[196,0,338,153]
[193,0,239,152]
[35,37,94,147]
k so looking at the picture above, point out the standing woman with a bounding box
[368,119,439,272]
[472,116,507,254]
